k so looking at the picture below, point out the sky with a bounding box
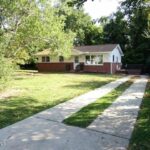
[83,0,123,19]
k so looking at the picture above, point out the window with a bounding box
[85,56,90,64]
[113,55,115,62]
[59,56,64,62]
[46,56,50,62]
[42,57,45,62]
[91,55,95,64]
[97,55,103,64]
[42,56,50,62]
[74,56,79,63]
[85,55,103,65]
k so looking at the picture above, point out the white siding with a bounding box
[103,53,111,62]
[38,56,73,63]
[110,47,122,63]
[37,47,122,64]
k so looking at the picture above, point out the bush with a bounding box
[0,56,14,90]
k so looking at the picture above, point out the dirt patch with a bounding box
[0,89,22,100]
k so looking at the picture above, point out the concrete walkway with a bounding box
[0,76,148,150]
[34,76,130,122]
[0,117,129,150]
[88,76,148,142]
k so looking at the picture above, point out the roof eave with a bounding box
[80,51,111,54]
[117,44,124,56]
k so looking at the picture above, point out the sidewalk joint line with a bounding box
[34,116,61,124]
[87,128,130,140]
[35,115,130,141]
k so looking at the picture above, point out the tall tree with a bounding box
[56,0,103,45]
[121,0,150,64]
[84,25,103,45]
[103,11,129,50]
[0,0,75,84]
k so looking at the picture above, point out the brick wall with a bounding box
[83,63,111,73]
[37,63,73,72]
[37,62,121,74]
[112,63,121,74]
[84,63,121,74]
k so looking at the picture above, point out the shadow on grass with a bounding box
[63,80,133,128]
[63,80,112,90]
[0,94,81,129]
[0,79,115,129]
[0,96,53,129]
[64,101,112,127]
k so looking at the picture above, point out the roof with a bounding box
[34,44,123,56]
[72,49,83,56]
[35,49,50,56]
[74,44,118,53]
[34,49,82,56]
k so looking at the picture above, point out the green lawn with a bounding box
[0,71,120,129]
[128,79,150,150]
[63,79,134,128]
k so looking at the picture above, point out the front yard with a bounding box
[0,71,119,129]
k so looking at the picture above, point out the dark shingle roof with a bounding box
[35,44,123,56]
[74,44,118,53]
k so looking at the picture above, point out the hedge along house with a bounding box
[35,44,124,74]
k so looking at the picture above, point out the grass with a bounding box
[63,79,134,128]
[128,79,150,150]
[0,71,120,129]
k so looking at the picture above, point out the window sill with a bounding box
[84,64,103,66]
[40,62,51,63]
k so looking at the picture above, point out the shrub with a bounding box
[0,56,14,90]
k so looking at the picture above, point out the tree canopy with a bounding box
[0,0,75,82]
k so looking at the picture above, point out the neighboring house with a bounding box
[35,44,124,74]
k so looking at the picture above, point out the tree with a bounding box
[84,25,103,45]
[121,0,150,64]
[56,0,103,45]
[67,0,91,7]
[0,0,75,85]
[64,9,93,45]
[103,11,129,50]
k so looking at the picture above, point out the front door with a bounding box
[74,56,79,70]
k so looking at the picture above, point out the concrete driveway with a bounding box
[0,76,148,150]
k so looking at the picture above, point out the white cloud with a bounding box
[83,0,123,19]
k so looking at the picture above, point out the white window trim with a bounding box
[85,64,103,66]
[41,56,50,63]
[85,55,103,66]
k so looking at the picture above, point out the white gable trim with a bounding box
[116,45,124,56]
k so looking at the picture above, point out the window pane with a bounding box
[46,56,50,62]
[91,55,95,59]
[91,55,96,64]
[113,55,115,62]
[85,56,90,64]
[75,56,79,63]
[42,57,45,62]
[97,55,103,64]
[59,56,64,62]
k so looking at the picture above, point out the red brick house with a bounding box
[35,44,124,74]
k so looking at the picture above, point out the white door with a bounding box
[74,56,79,70]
